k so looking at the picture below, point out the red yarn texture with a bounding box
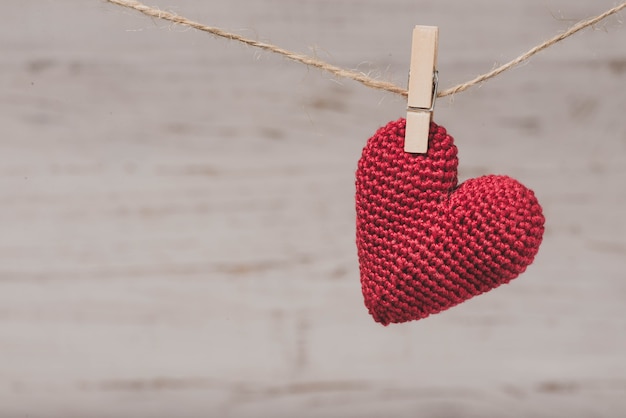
[356,119,544,325]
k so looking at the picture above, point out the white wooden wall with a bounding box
[1,1,625,417]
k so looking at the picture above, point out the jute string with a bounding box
[105,0,625,98]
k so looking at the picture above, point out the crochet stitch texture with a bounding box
[356,119,544,325]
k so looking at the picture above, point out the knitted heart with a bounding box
[356,119,544,325]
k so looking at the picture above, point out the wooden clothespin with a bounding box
[405,25,439,154]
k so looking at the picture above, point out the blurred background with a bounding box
[1,1,625,417]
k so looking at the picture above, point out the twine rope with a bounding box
[105,0,625,98]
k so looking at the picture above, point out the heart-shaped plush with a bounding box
[356,119,544,325]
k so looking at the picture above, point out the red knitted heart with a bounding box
[356,119,544,325]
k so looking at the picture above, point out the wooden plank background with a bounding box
[1,1,625,416]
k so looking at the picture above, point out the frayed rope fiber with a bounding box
[355,120,545,325]
[106,0,625,98]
